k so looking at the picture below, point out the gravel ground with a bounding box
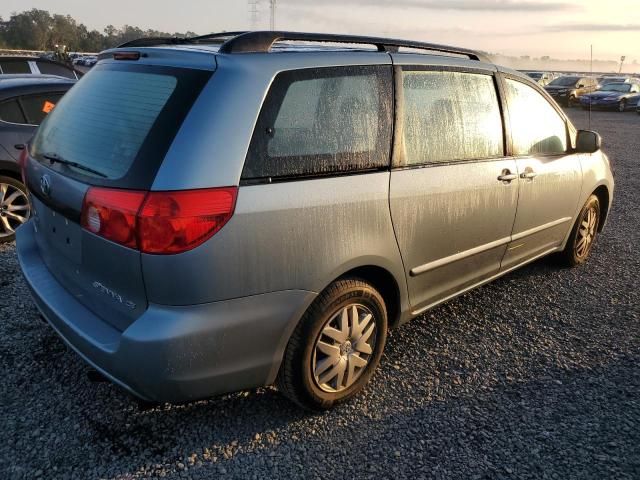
[1,109,638,480]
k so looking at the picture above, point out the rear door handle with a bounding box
[497,169,517,183]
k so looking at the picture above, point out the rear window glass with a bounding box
[0,99,26,124]
[21,93,64,125]
[0,60,31,74]
[33,70,176,179]
[242,65,393,181]
[37,61,76,79]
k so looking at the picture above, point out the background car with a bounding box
[0,56,79,79]
[0,74,75,242]
[580,82,640,112]
[599,76,637,86]
[544,75,599,107]
[522,71,555,86]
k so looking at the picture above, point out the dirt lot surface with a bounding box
[0,109,638,479]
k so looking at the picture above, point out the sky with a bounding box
[1,0,639,62]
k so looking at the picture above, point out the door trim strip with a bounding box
[410,236,511,277]
[409,216,573,277]
[511,217,572,242]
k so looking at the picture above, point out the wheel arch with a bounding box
[592,184,610,232]
[0,159,22,183]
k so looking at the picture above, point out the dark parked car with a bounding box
[544,75,598,107]
[579,82,640,112]
[0,56,79,80]
[0,75,75,242]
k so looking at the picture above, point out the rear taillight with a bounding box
[80,186,237,254]
[81,188,146,249]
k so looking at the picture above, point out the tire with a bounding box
[567,95,575,108]
[277,277,388,410]
[0,175,31,244]
[618,99,627,112]
[557,195,600,267]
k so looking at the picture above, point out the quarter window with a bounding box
[0,99,26,124]
[0,60,30,74]
[401,70,504,165]
[37,61,76,79]
[20,93,64,125]
[242,65,393,180]
[505,79,567,156]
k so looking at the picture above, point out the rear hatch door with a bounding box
[24,60,212,331]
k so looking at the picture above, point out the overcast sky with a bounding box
[1,0,638,61]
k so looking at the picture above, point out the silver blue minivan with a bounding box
[16,32,614,410]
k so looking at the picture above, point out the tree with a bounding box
[0,8,198,52]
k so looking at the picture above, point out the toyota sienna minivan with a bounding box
[16,31,614,410]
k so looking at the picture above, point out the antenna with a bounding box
[270,0,276,30]
[589,43,593,130]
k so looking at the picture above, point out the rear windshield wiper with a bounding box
[43,153,108,178]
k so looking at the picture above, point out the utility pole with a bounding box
[619,55,626,74]
[248,0,259,30]
[270,0,277,30]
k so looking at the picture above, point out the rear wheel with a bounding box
[0,176,30,243]
[277,277,387,410]
[557,195,600,267]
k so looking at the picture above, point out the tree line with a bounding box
[0,9,197,52]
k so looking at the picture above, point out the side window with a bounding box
[20,93,64,125]
[0,99,27,124]
[242,65,392,180]
[0,60,31,74]
[37,61,75,79]
[402,70,504,165]
[505,79,567,156]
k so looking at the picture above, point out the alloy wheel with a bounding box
[0,182,30,239]
[312,304,376,393]
[575,205,598,259]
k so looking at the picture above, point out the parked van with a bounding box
[16,32,614,410]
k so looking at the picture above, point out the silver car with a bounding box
[16,32,614,410]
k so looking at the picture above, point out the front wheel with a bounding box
[557,195,600,267]
[618,99,627,112]
[277,277,388,410]
[0,176,31,243]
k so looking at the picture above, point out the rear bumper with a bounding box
[16,221,316,403]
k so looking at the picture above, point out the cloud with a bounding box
[280,0,578,12]
[544,23,640,32]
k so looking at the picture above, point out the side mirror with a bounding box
[576,130,601,154]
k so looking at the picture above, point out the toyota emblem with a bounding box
[40,174,51,197]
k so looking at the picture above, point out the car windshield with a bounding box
[526,72,542,79]
[548,76,579,86]
[600,83,632,92]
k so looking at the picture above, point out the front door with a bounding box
[500,77,582,269]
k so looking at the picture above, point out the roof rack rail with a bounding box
[190,31,248,43]
[117,36,194,48]
[217,31,490,62]
[117,32,248,49]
